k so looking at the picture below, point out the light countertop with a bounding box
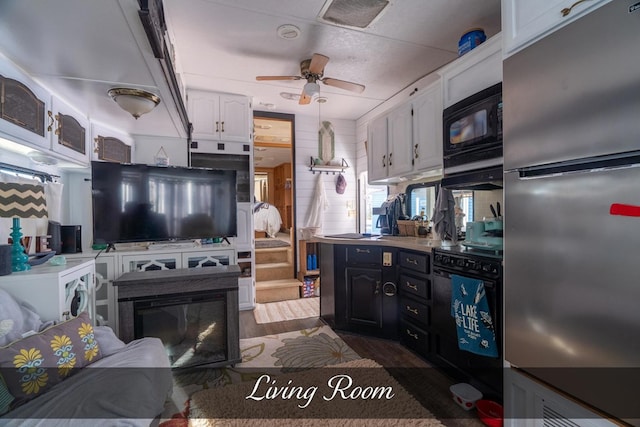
[312,234,442,253]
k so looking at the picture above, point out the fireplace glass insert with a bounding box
[133,291,227,369]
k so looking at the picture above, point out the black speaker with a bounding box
[60,225,82,253]
[48,220,62,254]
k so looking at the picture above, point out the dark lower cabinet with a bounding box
[320,243,398,340]
[345,267,382,328]
[397,250,432,359]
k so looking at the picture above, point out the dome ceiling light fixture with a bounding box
[107,87,161,119]
[276,24,301,40]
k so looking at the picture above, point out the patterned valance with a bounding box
[0,182,48,218]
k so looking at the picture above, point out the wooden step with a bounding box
[256,279,301,303]
[255,262,294,282]
[255,247,291,264]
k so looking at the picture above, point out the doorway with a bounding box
[252,111,298,299]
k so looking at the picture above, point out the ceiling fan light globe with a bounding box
[303,81,320,98]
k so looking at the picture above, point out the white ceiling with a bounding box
[0,0,501,140]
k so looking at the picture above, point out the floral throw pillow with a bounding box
[0,312,101,411]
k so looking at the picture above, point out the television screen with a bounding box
[91,161,237,244]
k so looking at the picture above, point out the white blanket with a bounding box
[254,203,282,238]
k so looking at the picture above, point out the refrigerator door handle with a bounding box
[516,151,640,180]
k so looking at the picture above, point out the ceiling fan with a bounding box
[256,53,365,105]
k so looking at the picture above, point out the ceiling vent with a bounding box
[318,0,391,29]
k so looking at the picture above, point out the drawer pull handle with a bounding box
[560,0,591,17]
[406,329,418,340]
[382,155,386,168]
[406,282,418,291]
[406,258,418,265]
[356,248,370,254]
[215,121,220,132]
[406,305,419,315]
[375,281,380,295]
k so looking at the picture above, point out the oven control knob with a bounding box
[443,256,450,265]
[456,259,464,267]
[434,254,442,263]
[482,263,491,272]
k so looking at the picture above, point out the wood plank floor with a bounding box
[239,310,484,426]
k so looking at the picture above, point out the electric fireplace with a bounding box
[114,265,241,369]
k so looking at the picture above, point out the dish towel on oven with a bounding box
[451,274,498,357]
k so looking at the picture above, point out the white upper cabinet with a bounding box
[49,95,90,164]
[188,90,251,143]
[502,0,611,58]
[440,33,502,108]
[90,121,134,164]
[411,81,443,174]
[367,78,443,184]
[367,113,389,183]
[387,102,414,178]
[0,56,51,151]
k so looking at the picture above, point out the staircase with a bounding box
[254,244,300,303]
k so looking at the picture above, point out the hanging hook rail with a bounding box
[308,157,349,175]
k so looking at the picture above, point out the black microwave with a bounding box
[443,82,503,171]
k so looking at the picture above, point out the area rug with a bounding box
[188,358,445,426]
[161,326,360,425]
[255,238,290,249]
[253,297,319,324]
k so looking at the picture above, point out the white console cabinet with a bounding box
[67,245,244,338]
[0,259,96,325]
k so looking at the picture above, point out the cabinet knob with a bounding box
[406,305,418,315]
[406,281,418,291]
[406,329,419,340]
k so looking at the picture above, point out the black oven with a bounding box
[443,82,503,172]
[431,247,503,399]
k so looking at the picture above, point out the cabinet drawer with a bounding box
[400,319,430,355]
[400,297,429,326]
[399,250,429,274]
[399,273,430,300]
[346,246,382,265]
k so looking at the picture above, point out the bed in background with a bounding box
[253,202,282,238]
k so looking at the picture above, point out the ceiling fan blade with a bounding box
[256,75,302,81]
[308,53,329,75]
[322,77,365,93]
[299,91,311,105]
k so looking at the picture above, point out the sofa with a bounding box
[0,289,173,426]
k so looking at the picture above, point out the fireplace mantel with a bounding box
[114,265,241,368]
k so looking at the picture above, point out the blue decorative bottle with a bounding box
[10,218,30,272]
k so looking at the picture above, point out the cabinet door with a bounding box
[367,114,388,183]
[412,82,443,172]
[182,249,235,268]
[121,253,180,272]
[387,102,414,177]
[502,0,610,57]
[219,94,251,143]
[234,202,253,251]
[0,58,50,150]
[188,90,221,140]
[91,121,134,163]
[50,95,90,164]
[345,267,383,328]
[441,34,502,108]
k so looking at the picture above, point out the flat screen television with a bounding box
[91,161,237,244]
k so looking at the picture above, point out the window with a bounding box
[405,182,474,236]
[358,171,387,234]
[405,182,438,221]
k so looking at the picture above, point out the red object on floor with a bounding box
[476,399,503,427]
[158,400,190,427]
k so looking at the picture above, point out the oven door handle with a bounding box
[433,268,497,290]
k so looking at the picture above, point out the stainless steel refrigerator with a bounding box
[503,0,640,422]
